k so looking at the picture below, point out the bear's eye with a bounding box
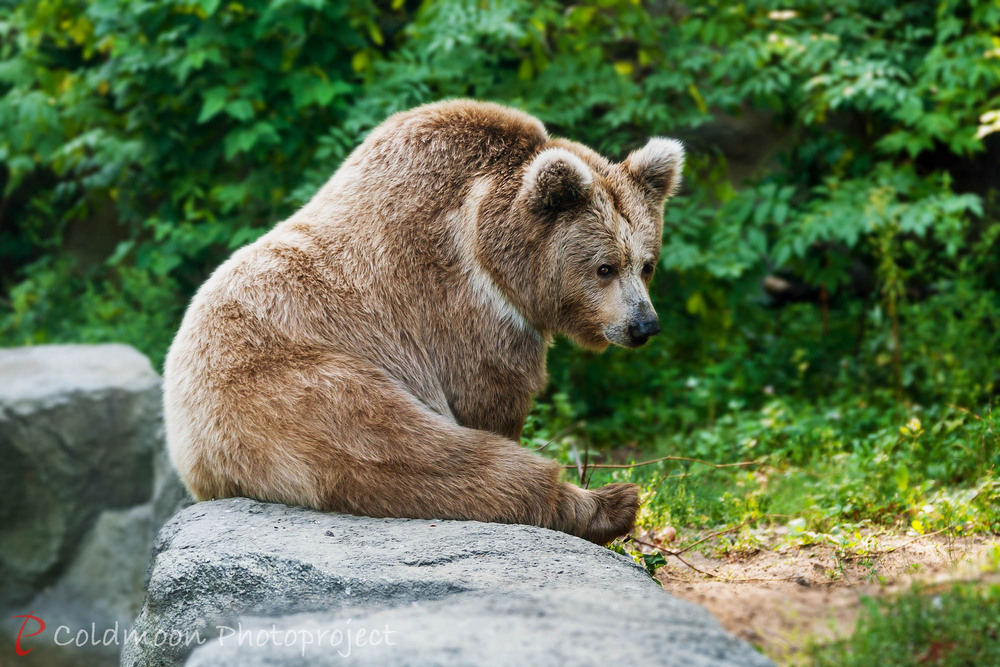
[642,262,655,276]
[597,264,616,277]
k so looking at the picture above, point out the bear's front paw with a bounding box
[580,482,639,545]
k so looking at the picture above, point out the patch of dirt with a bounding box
[645,532,1000,663]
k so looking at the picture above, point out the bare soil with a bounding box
[639,530,1000,664]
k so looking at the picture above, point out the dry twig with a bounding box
[628,517,807,584]
[671,518,758,557]
[629,535,800,583]
[835,523,961,560]
[531,421,584,452]
[563,455,762,471]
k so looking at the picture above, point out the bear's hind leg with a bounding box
[281,362,638,543]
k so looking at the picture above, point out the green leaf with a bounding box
[224,99,255,122]
[197,87,229,124]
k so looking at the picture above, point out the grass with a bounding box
[809,582,1000,666]
[525,393,1000,662]
[529,397,1000,543]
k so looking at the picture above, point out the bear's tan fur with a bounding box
[163,100,684,544]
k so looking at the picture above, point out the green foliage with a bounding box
[608,539,667,583]
[577,398,999,536]
[1,0,998,528]
[3,3,999,651]
[810,582,1000,665]
[1,0,378,363]
[2,0,998,397]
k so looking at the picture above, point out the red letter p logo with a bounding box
[11,613,46,656]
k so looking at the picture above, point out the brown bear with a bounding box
[163,100,684,544]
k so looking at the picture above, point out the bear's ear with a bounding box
[623,138,685,205]
[520,147,593,216]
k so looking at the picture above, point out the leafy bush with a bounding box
[1,0,998,421]
[1,0,379,360]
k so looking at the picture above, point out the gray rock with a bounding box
[30,503,156,626]
[0,344,192,666]
[122,499,771,666]
[0,344,162,603]
[151,440,195,543]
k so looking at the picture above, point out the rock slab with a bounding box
[122,499,772,666]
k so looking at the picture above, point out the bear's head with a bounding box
[511,137,685,350]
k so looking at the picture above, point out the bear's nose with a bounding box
[627,317,660,346]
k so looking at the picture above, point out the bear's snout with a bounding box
[627,315,660,346]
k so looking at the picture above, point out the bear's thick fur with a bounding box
[164,100,684,544]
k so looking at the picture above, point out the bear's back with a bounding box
[290,100,550,236]
[168,101,554,425]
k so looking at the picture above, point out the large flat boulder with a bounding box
[122,499,771,666]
